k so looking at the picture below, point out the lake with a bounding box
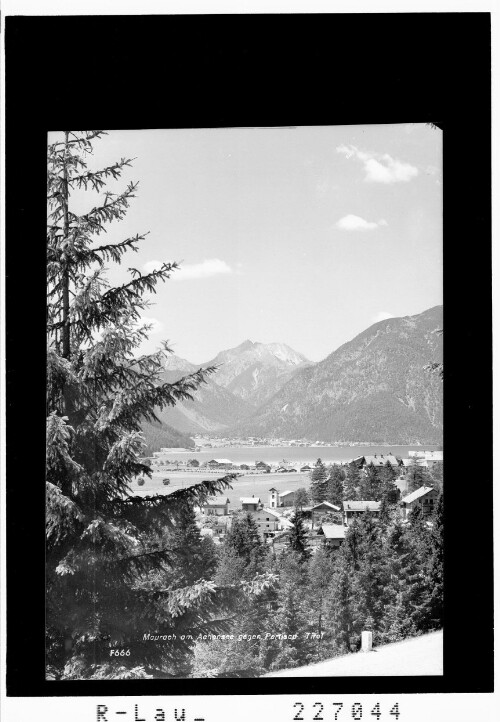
[150,444,441,466]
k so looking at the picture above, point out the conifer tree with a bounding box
[45,131,261,680]
[294,487,309,511]
[325,464,344,507]
[343,463,361,501]
[380,518,433,641]
[426,493,444,628]
[221,512,267,578]
[428,461,444,493]
[307,546,337,660]
[380,459,400,504]
[349,513,389,637]
[166,502,218,586]
[380,522,418,642]
[325,552,355,653]
[265,553,314,671]
[359,461,381,500]
[310,458,328,503]
[288,511,311,560]
[406,455,433,492]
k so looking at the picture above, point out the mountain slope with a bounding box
[143,356,253,434]
[141,420,195,455]
[231,306,443,444]
[203,340,312,406]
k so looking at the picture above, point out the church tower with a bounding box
[269,487,279,509]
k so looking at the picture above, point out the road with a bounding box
[261,630,443,677]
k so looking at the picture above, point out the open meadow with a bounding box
[129,470,311,510]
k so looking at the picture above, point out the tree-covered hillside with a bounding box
[232,306,443,444]
[141,419,195,454]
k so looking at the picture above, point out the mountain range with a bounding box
[149,341,309,436]
[142,306,443,450]
[232,306,443,444]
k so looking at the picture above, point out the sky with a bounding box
[49,125,442,363]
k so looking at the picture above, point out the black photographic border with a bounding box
[4,12,492,697]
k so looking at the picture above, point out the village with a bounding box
[140,450,443,554]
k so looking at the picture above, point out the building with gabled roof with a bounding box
[408,450,443,469]
[279,490,295,506]
[252,507,282,539]
[311,501,341,528]
[201,496,230,516]
[200,513,232,542]
[207,458,234,469]
[400,486,438,519]
[363,454,401,469]
[240,496,261,512]
[343,500,381,526]
[317,524,346,549]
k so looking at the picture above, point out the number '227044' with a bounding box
[293,702,401,721]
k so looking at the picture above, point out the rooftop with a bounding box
[204,497,230,506]
[402,457,429,467]
[240,497,261,505]
[409,450,443,461]
[261,508,282,519]
[311,501,341,511]
[401,486,436,504]
[343,501,381,512]
[364,455,399,467]
[318,524,346,539]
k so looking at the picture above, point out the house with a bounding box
[201,497,230,516]
[423,451,443,469]
[279,490,295,507]
[317,524,346,549]
[256,461,271,473]
[401,457,429,475]
[310,501,341,528]
[240,496,261,512]
[252,508,282,539]
[343,500,381,526]
[400,486,439,520]
[200,514,232,542]
[300,464,313,472]
[207,458,233,470]
[349,455,366,469]
[362,454,401,471]
[408,450,443,469]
